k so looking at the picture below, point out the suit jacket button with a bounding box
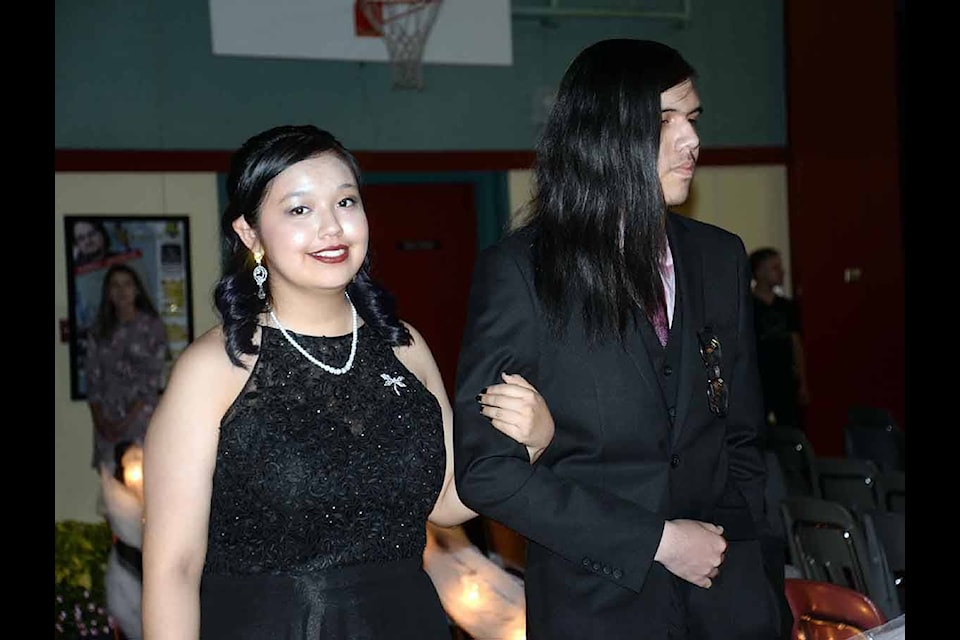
[670,454,681,468]
[663,365,673,376]
[613,568,623,579]
[582,558,591,567]
[592,562,601,572]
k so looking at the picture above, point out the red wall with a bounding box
[785,0,906,454]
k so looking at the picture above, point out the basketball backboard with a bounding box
[209,0,513,66]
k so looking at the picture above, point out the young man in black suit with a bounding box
[454,39,791,639]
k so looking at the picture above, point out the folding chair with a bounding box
[814,456,883,516]
[843,424,905,473]
[844,405,905,472]
[878,470,905,514]
[784,578,886,640]
[861,509,906,614]
[779,496,901,620]
[846,405,898,430]
[767,426,821,498]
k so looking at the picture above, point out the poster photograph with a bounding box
[64,215,194,400]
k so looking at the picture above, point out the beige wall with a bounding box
[55,173,222,522]
[55,166,789,523]
[508,165,793,294]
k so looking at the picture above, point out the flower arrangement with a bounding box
[54,519,115,638]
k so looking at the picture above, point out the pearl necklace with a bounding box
[269,294,358,375]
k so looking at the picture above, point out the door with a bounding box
[361,182,477,400]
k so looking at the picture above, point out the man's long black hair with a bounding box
[526,39,695,344]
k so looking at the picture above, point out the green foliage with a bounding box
[54,520,114,638]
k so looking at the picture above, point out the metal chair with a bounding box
[861,509,905,614]
[767,426,821,498]
[814,456,884,517]
[878,470,905,514]
[779,496,901,620]
[784,578,886,640]
[843,406,905,473]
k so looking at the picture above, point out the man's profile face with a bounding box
[74,222,106,259]
[657,78,702,207]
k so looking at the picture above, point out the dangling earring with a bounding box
[253,250,268,300]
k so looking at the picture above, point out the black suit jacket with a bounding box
[453,213,790,639]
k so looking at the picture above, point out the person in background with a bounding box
[453,39,791,639]
[100,440,146,640]
[749,247,810,430]
[141,124,554,639]
[85,263,168,474]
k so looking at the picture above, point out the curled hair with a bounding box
[213,124,410,367]
[91,263,160,341]
[525,39,695,344]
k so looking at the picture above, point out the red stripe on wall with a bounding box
[54,147,785,173]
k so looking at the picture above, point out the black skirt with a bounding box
[199,558,451,640]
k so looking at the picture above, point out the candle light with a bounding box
[121,445,144,503]
[459,573,482,608]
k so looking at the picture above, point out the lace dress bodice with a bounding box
[203,323,445,576]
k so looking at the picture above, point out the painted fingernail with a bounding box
[475,394,482,402]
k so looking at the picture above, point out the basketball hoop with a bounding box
[357,0,443,90]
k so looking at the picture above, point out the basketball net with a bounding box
[358,0,443,90]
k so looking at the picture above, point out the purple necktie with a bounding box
[650,299,669,347]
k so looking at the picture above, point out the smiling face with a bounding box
[238,152,368,301]
[657,78,702,207]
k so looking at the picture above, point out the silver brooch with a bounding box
[380,373,407,395]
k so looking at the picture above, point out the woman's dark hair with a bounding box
[525,39,696,344]
[91,263,160,341]
[214,124,411,367]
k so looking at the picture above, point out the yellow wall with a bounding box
[55,165,789,522]
[55,173,222,522]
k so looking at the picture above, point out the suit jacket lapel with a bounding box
[667,214,704,445]
[623,312,663,409]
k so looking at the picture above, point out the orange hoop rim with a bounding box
[358,0,442,27]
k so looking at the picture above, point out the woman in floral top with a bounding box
[85,264,169,472]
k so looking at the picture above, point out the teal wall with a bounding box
[55,0,785,151]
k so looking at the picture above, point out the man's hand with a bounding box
[654,519,727,589]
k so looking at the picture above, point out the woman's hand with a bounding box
[477,372,555,463]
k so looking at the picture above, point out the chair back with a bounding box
[861,509,906,613]
[879,470,905,514]
[843,423,905,473]
[784,578,886,640]
[815,457,883,516]
[779,496,901,620]
[846,406,897,429]
[767,426,821,498]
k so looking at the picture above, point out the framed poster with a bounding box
[64,215,194,400]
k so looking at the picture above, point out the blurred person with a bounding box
[750,247,809,430]
[100,440,146,639]
[85,263,168,473]
[454,39,791,639]
[141,124,553,639]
